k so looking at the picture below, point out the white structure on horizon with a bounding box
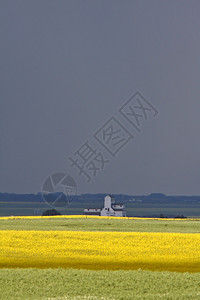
[84,195,126,217]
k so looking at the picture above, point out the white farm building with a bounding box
[84,195,126,217]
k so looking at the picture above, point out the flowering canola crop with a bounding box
[0,215,198,220]
[0,230,200,272]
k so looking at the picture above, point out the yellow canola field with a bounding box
[0,215,198,221]
[0,230,200,272]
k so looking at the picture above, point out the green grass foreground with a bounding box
[0,216,200,233]
[0,268,200,300]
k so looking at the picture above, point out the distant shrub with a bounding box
[159,214,168,218]
[174,215,187,219]
[42,209,61,216]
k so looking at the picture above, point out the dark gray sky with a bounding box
[1,0,200,195]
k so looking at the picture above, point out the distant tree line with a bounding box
[159,214,187,219]
[42,209,61,216]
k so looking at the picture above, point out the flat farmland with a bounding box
[0,216,200,299]
[0,215,200,233]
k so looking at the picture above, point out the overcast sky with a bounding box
[1,0,200,196]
